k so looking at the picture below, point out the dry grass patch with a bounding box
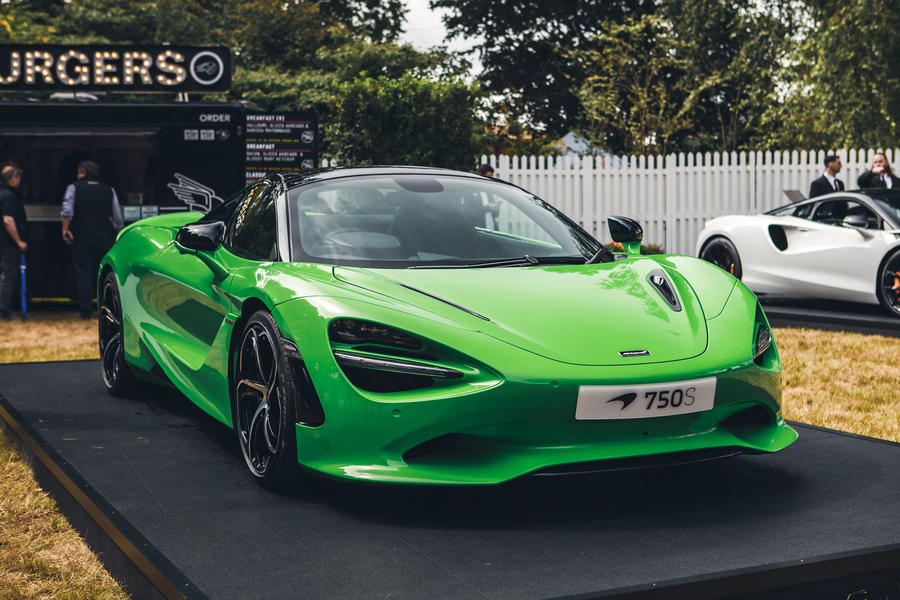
[0,311,99,364]
[0,429,127,600]
[775,327,900,442]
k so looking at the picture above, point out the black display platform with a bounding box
[761,297,900,337]
[1,360,898,600]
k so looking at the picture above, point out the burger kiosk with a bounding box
[0,44,317,302]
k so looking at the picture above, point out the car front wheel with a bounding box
[233,309,299,488]
[877,249,900,318]
[700,236,743,279]
[99,272,136,396]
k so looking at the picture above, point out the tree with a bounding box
[575,15,694,155]
[431,0,654,138]
[662,0,793,152]
[574,0,796,154]
[0,0,58,43]
[762,0,900,149]
[319,0,406,42]
[330,74,481,170]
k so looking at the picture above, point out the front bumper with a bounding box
[274,292,797,485]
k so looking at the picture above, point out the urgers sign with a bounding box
[0,45,231,93]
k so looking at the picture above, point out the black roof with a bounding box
[279,166,494,189]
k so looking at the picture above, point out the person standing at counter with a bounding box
[0,165,26,321]
[61,160,124,320]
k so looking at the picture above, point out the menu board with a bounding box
[245,112,317,184]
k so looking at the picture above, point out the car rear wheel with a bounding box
[99,272,136,396]
[700,237,743,279]
[877,249,900,318]
[233,310,299,488]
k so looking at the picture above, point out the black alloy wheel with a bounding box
[99,272,136,395]
[700,237,743,279]
[234,310,299,488]
[877,249,900,317]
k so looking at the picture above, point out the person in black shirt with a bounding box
[857,152,900,189]
[809,155,844,198]
[0,164,26,320]
[61,160,124,319]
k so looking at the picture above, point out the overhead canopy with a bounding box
[0,127,158,136]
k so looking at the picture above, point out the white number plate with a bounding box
[575,377,716,420]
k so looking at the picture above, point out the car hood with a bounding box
[333,259,709,366]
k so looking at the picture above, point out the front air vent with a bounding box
[647,269,682,312]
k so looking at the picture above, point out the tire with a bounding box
[700,236,743,279]
[877,248,900,318]
[99,272,137,396]
[233,310,299,489]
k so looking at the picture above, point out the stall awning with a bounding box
[0,127,158,136]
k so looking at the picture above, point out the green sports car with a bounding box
[98,166,797,487]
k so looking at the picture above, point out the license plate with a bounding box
[575,377,716,420]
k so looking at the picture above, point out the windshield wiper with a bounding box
[409,255,588,269]
[585,246,615,264]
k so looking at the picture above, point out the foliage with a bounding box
[604,242,665,255]
[479,105,564,156]
[318,0,406,42]
[431,0,654,138]
[0,0,58,43]
[575,2,794,155]
[762,0,900,150]
[330,74,481,170]
[575,14,694,155]
[661,0,794,153]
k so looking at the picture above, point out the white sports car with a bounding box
[696,190,900,317]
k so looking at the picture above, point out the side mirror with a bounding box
[608,216,643,256]
[176,221,225,252]
[842,214,867,229]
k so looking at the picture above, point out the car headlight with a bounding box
[754,322,772,359]
[329,319,423,350]
[328,319,484,393]
[752,305,778,369]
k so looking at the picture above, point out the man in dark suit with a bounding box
[857,152,900,188]
[809,155,844,198]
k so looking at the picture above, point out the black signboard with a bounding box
[245,112,318,184]
[0,45,231,93]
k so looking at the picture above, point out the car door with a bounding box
[777,197,889,300]
[132,183,267,422]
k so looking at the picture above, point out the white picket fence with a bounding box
[482,150,900,255]
[323,149,896,255]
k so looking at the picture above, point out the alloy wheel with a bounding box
[700,239,741,279]
[880,253,900,316]
[235,322,285,476]
[99,277,125,390]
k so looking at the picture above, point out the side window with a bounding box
[200,186,250,223]
[226,182,279,260]
[811,199,879,228]
[792,203,813,219]
[811,200,849,226]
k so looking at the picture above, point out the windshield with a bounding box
[863,190,900,228]
[287,174,601,267]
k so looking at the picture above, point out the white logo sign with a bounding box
[189,51,224,86]
[166,173,223,213]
